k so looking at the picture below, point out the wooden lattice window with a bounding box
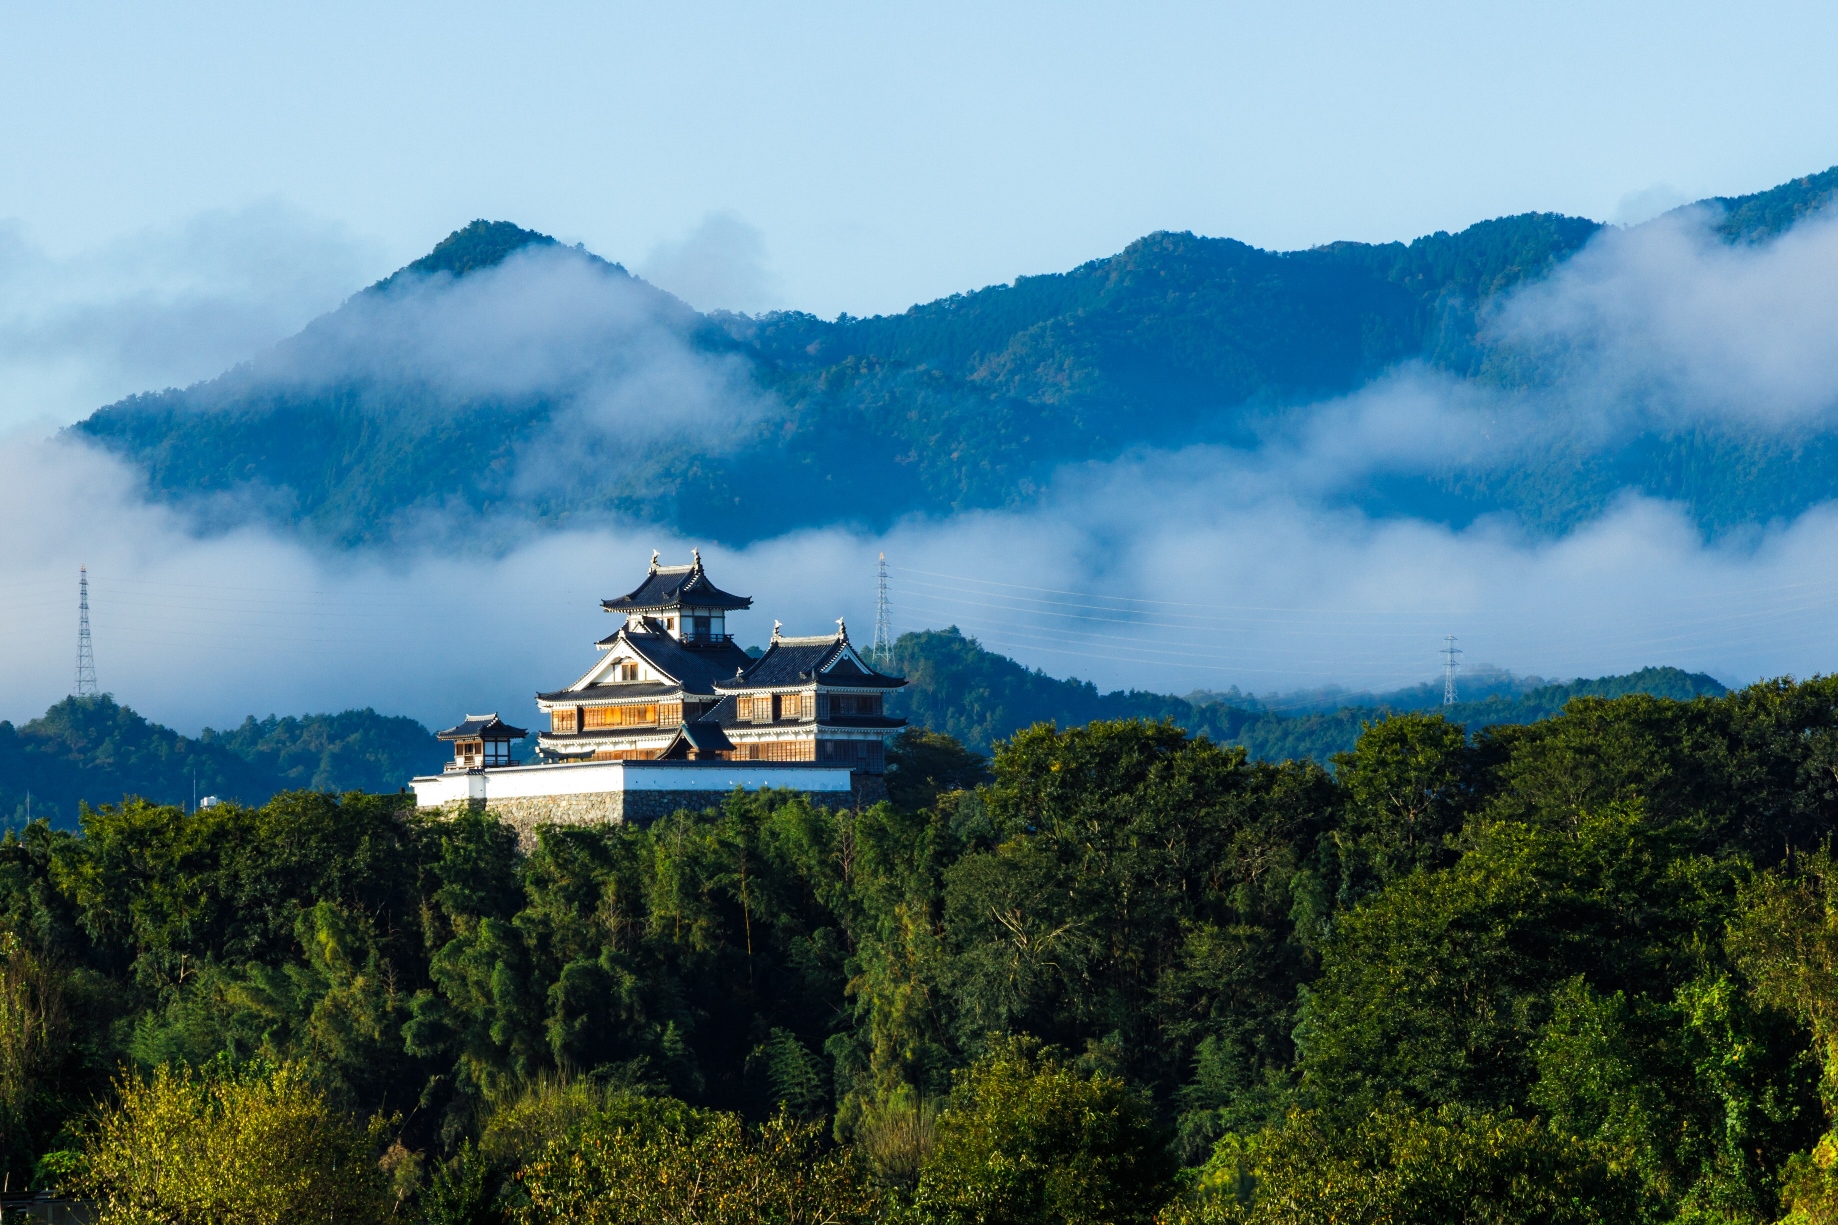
[551,709,578,734]
[777,693,805,721]
[829,693,881,717]
[583,704,658,729]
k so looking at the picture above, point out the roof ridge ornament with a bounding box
[691,547,702,570]
[649,549,659,572]
[772,619,782,640]
[835,616,848,641]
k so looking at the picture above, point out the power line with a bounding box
[871,552,893,671]
[75,565,97,698]
[1441,635,1462,705]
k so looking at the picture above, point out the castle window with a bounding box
[584,704,658,729]
[551,709,578,734]
[829,694,881,717]
[620,663,639,681]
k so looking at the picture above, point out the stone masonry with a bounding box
[430,774,886,850]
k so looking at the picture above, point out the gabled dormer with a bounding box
[715,617,906,697]
[571,633,672,689]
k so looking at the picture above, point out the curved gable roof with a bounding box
[716,630,905,690]
[603,550,751,612]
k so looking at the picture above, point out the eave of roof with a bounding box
[602,556,752,612]
[438,714,528,740]
[536,681,682,703]
[714,636,906,691]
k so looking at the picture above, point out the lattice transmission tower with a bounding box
[1441,634,1461,706]
[872,553,893,670]
[75,565,97,697]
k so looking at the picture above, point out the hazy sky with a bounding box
[7,1,1838,731]
[4,1,1838,319]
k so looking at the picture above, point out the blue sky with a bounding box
[5,1,1838,318]
[8,1,1838,729]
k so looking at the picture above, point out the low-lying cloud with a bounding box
[7,200,1838,737]
[3,424,1834,739]
[1488,205,1838,433]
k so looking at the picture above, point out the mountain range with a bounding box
[2,629,1722,828]
[69,166,1838,547]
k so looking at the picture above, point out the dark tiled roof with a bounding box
[536,680,680,703]
[661,722,736,758]
[700,695,743,727]
[538,632,753,701]
[715,634,906,691]
[625,633,755,694]
[438,713,528,740]
[603,553,751,612]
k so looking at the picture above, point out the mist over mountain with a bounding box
[8,168,1838,724]
[71,167,1838,550]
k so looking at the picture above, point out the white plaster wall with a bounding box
[410,760,853,808]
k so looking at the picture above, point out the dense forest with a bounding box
[0,697,444,829]
[0,629,1720,828]
[71,167,1838,548]
[886,627,1727,756]
[11,675,1838,1222]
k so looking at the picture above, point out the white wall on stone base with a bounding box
[409,759,854,809]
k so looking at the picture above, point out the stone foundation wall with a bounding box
[431,772,889,849]
[621,789,750,824]
[431,793,625,849]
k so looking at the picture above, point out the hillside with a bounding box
[69,164,1838,548]
[0,696,443,828]
[2,636,1725,827]
[12,670,1838,1216]
[886,627,1727,758]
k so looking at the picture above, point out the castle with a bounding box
[410,551,905,837]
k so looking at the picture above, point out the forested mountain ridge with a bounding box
[0,696,443,827]
[1,632,1723,828]
[72,164,1838,548]
[885,627,1726,757]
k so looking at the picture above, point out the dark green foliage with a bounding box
[18,675,1838,1220]
[374,220,561,291]
[887,626,1725,760]
[0,695,444,830]
[200,709,445,796]
[912,1038,1177,1225]
[1166,1105,1639,1225]
[1702,165,1838,243]
[884,728,990,812]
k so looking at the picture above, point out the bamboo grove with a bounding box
[14,679,1838,1222]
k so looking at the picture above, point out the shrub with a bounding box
[78,1060,390,1225]
[912,1038,1177,1225]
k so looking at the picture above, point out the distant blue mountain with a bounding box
[886,627,1727,759]
[70,167,1838,547]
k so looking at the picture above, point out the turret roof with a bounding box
[438,714,528,741]
[602,550,752,612]
[714,621,905,691]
